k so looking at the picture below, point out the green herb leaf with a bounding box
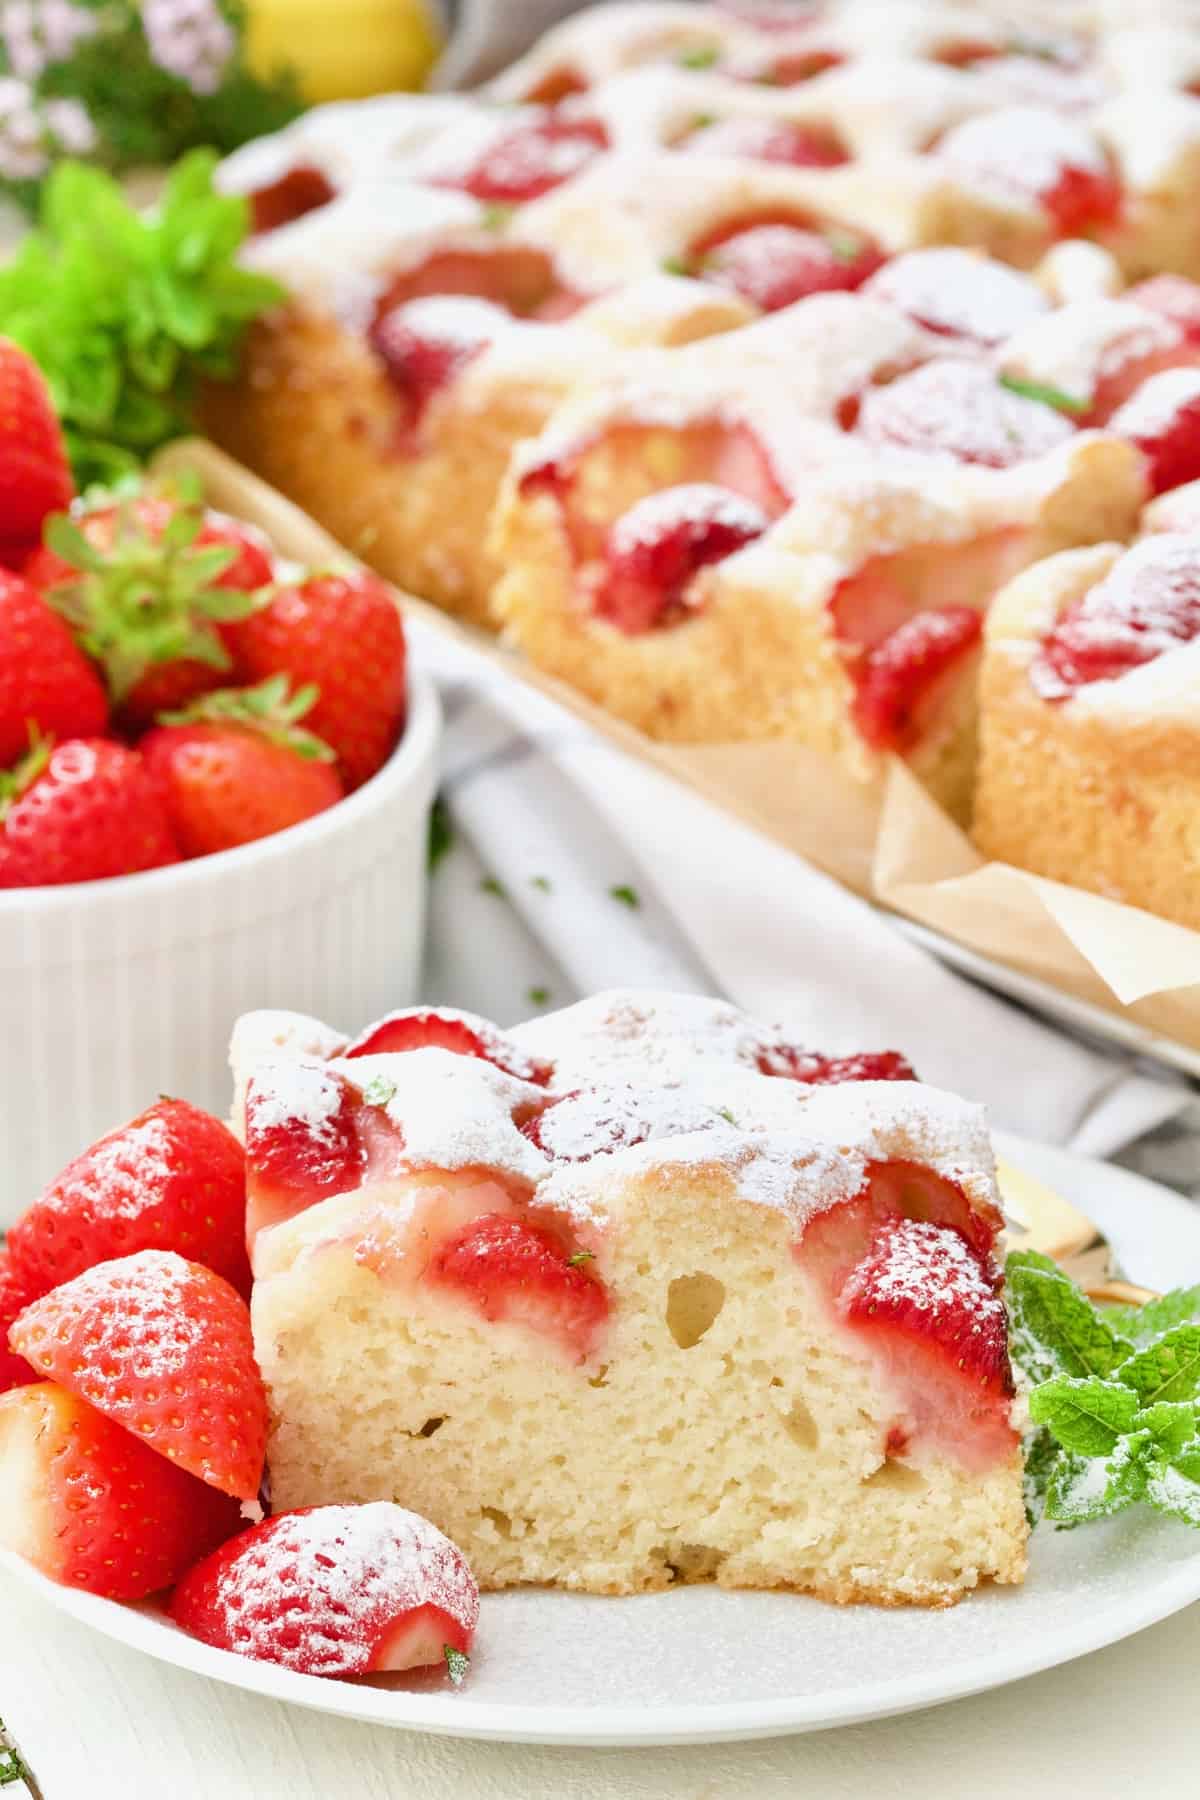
[1105,1285,1200,1343]
[567,1250,594,1267]
[481,203,516,232]
[998,374,1089,415]
[609,884,640,909]
[363,1075,398,1108]
[661,255,693,277]
[530,875,552,893]
[527,986,552,1007]
[428,796,454,872]
[480,875,507,898]
[1146,1461,1200,1526]
[825,230,864,265]
[1044,1432,1150,1527]
[444,1646,470,1687]
[1006,1250,1134,1386]
[1029,1375,1140,1458]
[1116,1326,1200,1407]
[676,45,720,69]
[1022,1424,1060,1525]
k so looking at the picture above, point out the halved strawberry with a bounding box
[369,295,508,432]
[758,1046,916,1083]
[1108,368,1200,497]
[1033,534,1200,696]
[243,1062,367,1242]
[1125,275,1200,346]
[796,1159,999,1294]
[751,47,844,85]
[432,110,608,203]
[861,248,1049,348]
[591,483,768,633]
[683,115,848,168]
[9,1249,267,1500]
[249,165,337,234]
[522,1085,724,1161]
[6,1098,250,1300]
[856,360,1077,467]
[692,217,883,312]
[850,606,983,752]
[0,1382,241,1600]
[372,245,565,321]
[0,1250,37,1393]
[170,1503,479,1680]
[839,1216,1016,1468]
[426,1212,608,1361]
[343,1007,552,1085]
[934,107,1121,238]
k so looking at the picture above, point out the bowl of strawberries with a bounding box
[0,342,440,1222]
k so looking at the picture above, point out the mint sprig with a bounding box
[0,151,283,488]
[1008,1250,1200,1530]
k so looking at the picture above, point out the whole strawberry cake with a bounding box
[233,990,1027,1607]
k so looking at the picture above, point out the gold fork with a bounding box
[997,1157,1156,1306]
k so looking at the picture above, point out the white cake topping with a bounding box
[934,104,1109,212]
[997,298,1179,406]
[1108,364,1200,439]
[863,247,1050,346]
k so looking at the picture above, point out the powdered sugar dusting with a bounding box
[999,299,1179,407]
[862,248,1049,347]
[934,104,1109,210]
[246,1059,350,1146]
[1108,366,1200,440]
[842,1217,1004,1321]
[333,1051,549,1185]
[204,1503,478,1675]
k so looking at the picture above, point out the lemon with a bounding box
[242,0,444,103]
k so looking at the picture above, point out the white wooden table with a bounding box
[3,1572,1197,1798]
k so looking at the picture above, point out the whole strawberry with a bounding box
[228,569,407,789]
[0,339,74,565]
[7,1097,251,1300]
[0,1248,38,1393]
[10,1248,268,1500]
[140,676,343,857]
[0,1382,241,1600]
[0,737,180,888]
[25,493,273,730]
[0,569,108,766]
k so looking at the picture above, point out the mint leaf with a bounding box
[1044,1432,1149,1526]
[998,374,1089,415]
[1028,1376,1140,1457]
[363,1075,397,1109]
[428,796,453,873]
[1146,1462,1200,1527]
[1022,1424,1061,1525]
[676,46,720,69]
[527,986,552,1007]
[480,875,506,898]
[609,884,640,909]
[1105,1285,1200,1343]
[1006,1251,1134,1385]
[1117,1326,1200,1407]
[1135,1400,1199,1460]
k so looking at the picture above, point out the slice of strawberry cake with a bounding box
[235,991,1027,1607]
[972,530,1200,930]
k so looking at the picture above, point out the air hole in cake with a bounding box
[864,1459,928,1494]
[686,212,883,312]
[666,1272,726,1348]
[417,1417,446,1438]
[678,114,850,168]
[371,244,576,325]
[1032,533,1200,696]
[665,1544,727,1582]
[932,107,1122,241]
[249,165,337,234]
[781,1392,820,1451]
[481,1506,514,1539]
[428,107,610,204]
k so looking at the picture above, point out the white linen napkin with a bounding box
[414,616,1186,1157]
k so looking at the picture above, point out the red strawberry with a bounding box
[935,109,1121,238]
[0,340,74,563]
[0,1382,242,1600]
[755,47,844,84]
[170,1503,479,1680]
[9,1249,267,1500]
[426,1212,608,1362]
[796,1160,1001,1295]
[521,1085,722,1162]
[7,1099,250,1301]
[249,164,337,234]
[243,1061,367,1243]
[140,678,343,857]
[226,570,407,790]
[693,218,883,312]
[372,245,561,320]
[1033,535,1200,696]
[0,569,108,767]
[838,1216,1016,1466]
[684,116,848,168]
[1108,369,1200,497]
[0,737,180,889]
[369,295,507,431]
[857,360,1077,467]
[344,1006,552,1084]
[592,483,768,633]
[0,1249,38,1392]
[1125,275,1200,346]
[25,495,274,730]
[851,607,983,752]
[861,248,1049,348]
[758,1045,917,1083]
[434,110,608,203]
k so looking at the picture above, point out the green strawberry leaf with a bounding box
[1006,1251,1135,1385]
[443,1646,470,1687]
[1028,1376,1140,1457]
[1117,1326,1200,1407]
[1105,1285,1200,1343]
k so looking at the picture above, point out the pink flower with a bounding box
[0,76,48,180]
[2,1,99,82]
[142,0,236,96]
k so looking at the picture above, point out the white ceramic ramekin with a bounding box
[0,673,440,1225]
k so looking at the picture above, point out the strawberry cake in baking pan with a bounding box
[233,990,1027,1607]
[972,529,1200,931]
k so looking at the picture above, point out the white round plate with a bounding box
[5,1130,1200,1747]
